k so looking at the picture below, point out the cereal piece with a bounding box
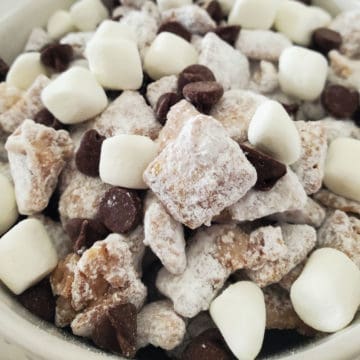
[291,121,328,195]
[146,75,178,108]
[278,262,305,292]
[137,300,186,350]
[0,75,50,133]
[142,0,162,23]
[60,32,94,58]
[161,5,216,35]
[318,210,360,268]
[144,115,257,229]
[230,169,307,222]
[314,189,360,216]
[235,29,291,62]
[210,89,266,142]
[270,197,326,228]
[24,28,51,53]
[144,192,186,275]
[125,225,146,276]
[249,61,279,95]
[5,120,73,215]
[94,91,161,140]
[246,224,317,287]
[199,33,250,90]
[0,82,23,115]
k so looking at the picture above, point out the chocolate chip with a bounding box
[281,103,299,117]
[312,28,342,55]
[0,57,9,82]
[101,0,118,11]
[92,314,121,353]
[65,218,109,252]
[183,81,224,113]
[240,144,287,191]
[108,303,137,358]
[205,0,223,23]
[321,84,359,119]
[213,25,241,46]
[182,329,234,360]
[155,92,182,125]
[158,21,192,42]
[75,129,105,177]
[98,187,143,234]
[34,108,64,130]
[352,107,360,127]
[17,278,56,323]
[178,64,216,94]
[40,43,74,72]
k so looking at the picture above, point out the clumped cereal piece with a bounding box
[161,5,216,35]
[230,169,307,222]
[94,91,161,140]
[249,61,279,94]
[314,189,360,216]
[199,32,250,90]
[0,75,50,133]
[137,300,186,350]
[235,29,291,62]
[278,262,305,292]
[210,89,266,142]
[144,115,257,229]
[298,99,326,121]
[0,82,23,115]
[60,32,94,58]
[5,120,73,215]
[144,192,186,275]
[246,224,317,287]
[291,121,328,195]
[318,210,360,268]
[146,75,178,108]
[24,28,51,53]
[126,225,146,276]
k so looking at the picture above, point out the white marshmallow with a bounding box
[279,46,328,101]
[70,0,109,32]
[0,174,18,236]
[312,0,360,16]
[144,32,198,80]
[6,53,47,91]
[291,248,360,332]
[47,10,76,39]
[275,1,332,46]
[229,0,280,30]
[248,100,301,165]
[91,20,137,43]
[324,138,360,202]
[210,281,266,360]
[99,134,158,189]
[157,0,192,12]
[41,67,108,124]
[0,219,58,295]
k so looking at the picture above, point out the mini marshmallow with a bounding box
[24,28,51,53]
[279,46,328,101]
[6,53,47,91]
[248,100,301,165]
[0,174,18,236]
[90,20,137,43]
[228,0,280,30]
[144,32,198,80]
[70,0,109,32]
[210,282,266,360]
[291,248,360,332]
[0,219,58,295]
[157,0,192,12]
[47,10,76,39]
[41,67,108,124]
[99,134,158,189]
[324,138,360,202]
[275,1,331,46]
[313,0,360,16]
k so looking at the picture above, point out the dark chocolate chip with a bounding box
[213,25,241,46]
[155,92,182,125]
[205,0,223,23]
[183,81,224,113]
[178,64,216,94]
[352,107,360,127]
[97,187,143,234]
[108,303,137,358]
[281,103,299,117]
[40,43,74,72]
[240,144,287,191]
[312,27,342,55]
[0,57,9,82]
[34,108,64,130]
[92,314,121,353]
[101,0,118,11]
[75,129,105,177]
[17,278,56,323]
[141,257,165,302]
[158,21,192,42]
[321,84,359,119]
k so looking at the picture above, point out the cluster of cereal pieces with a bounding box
[1,0,360,358]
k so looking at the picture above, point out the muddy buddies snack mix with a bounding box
[2,0,360,359]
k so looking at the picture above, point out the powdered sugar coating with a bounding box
[298,99,326,121]
[278,262,305,292]
[249,61,279,94]
[60,32,94,58]
[126,225,146,276]
[146,75,178,108]
[0,82,23,115]
[24,27,51,53]
[144,114,257,229]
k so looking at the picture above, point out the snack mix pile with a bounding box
[1,0,360,358]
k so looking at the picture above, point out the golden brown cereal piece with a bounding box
[5,119,73,215]
[0,82,23,115]
[249,61,279,94]
[278,262,305,292]
[55,296,77,328]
